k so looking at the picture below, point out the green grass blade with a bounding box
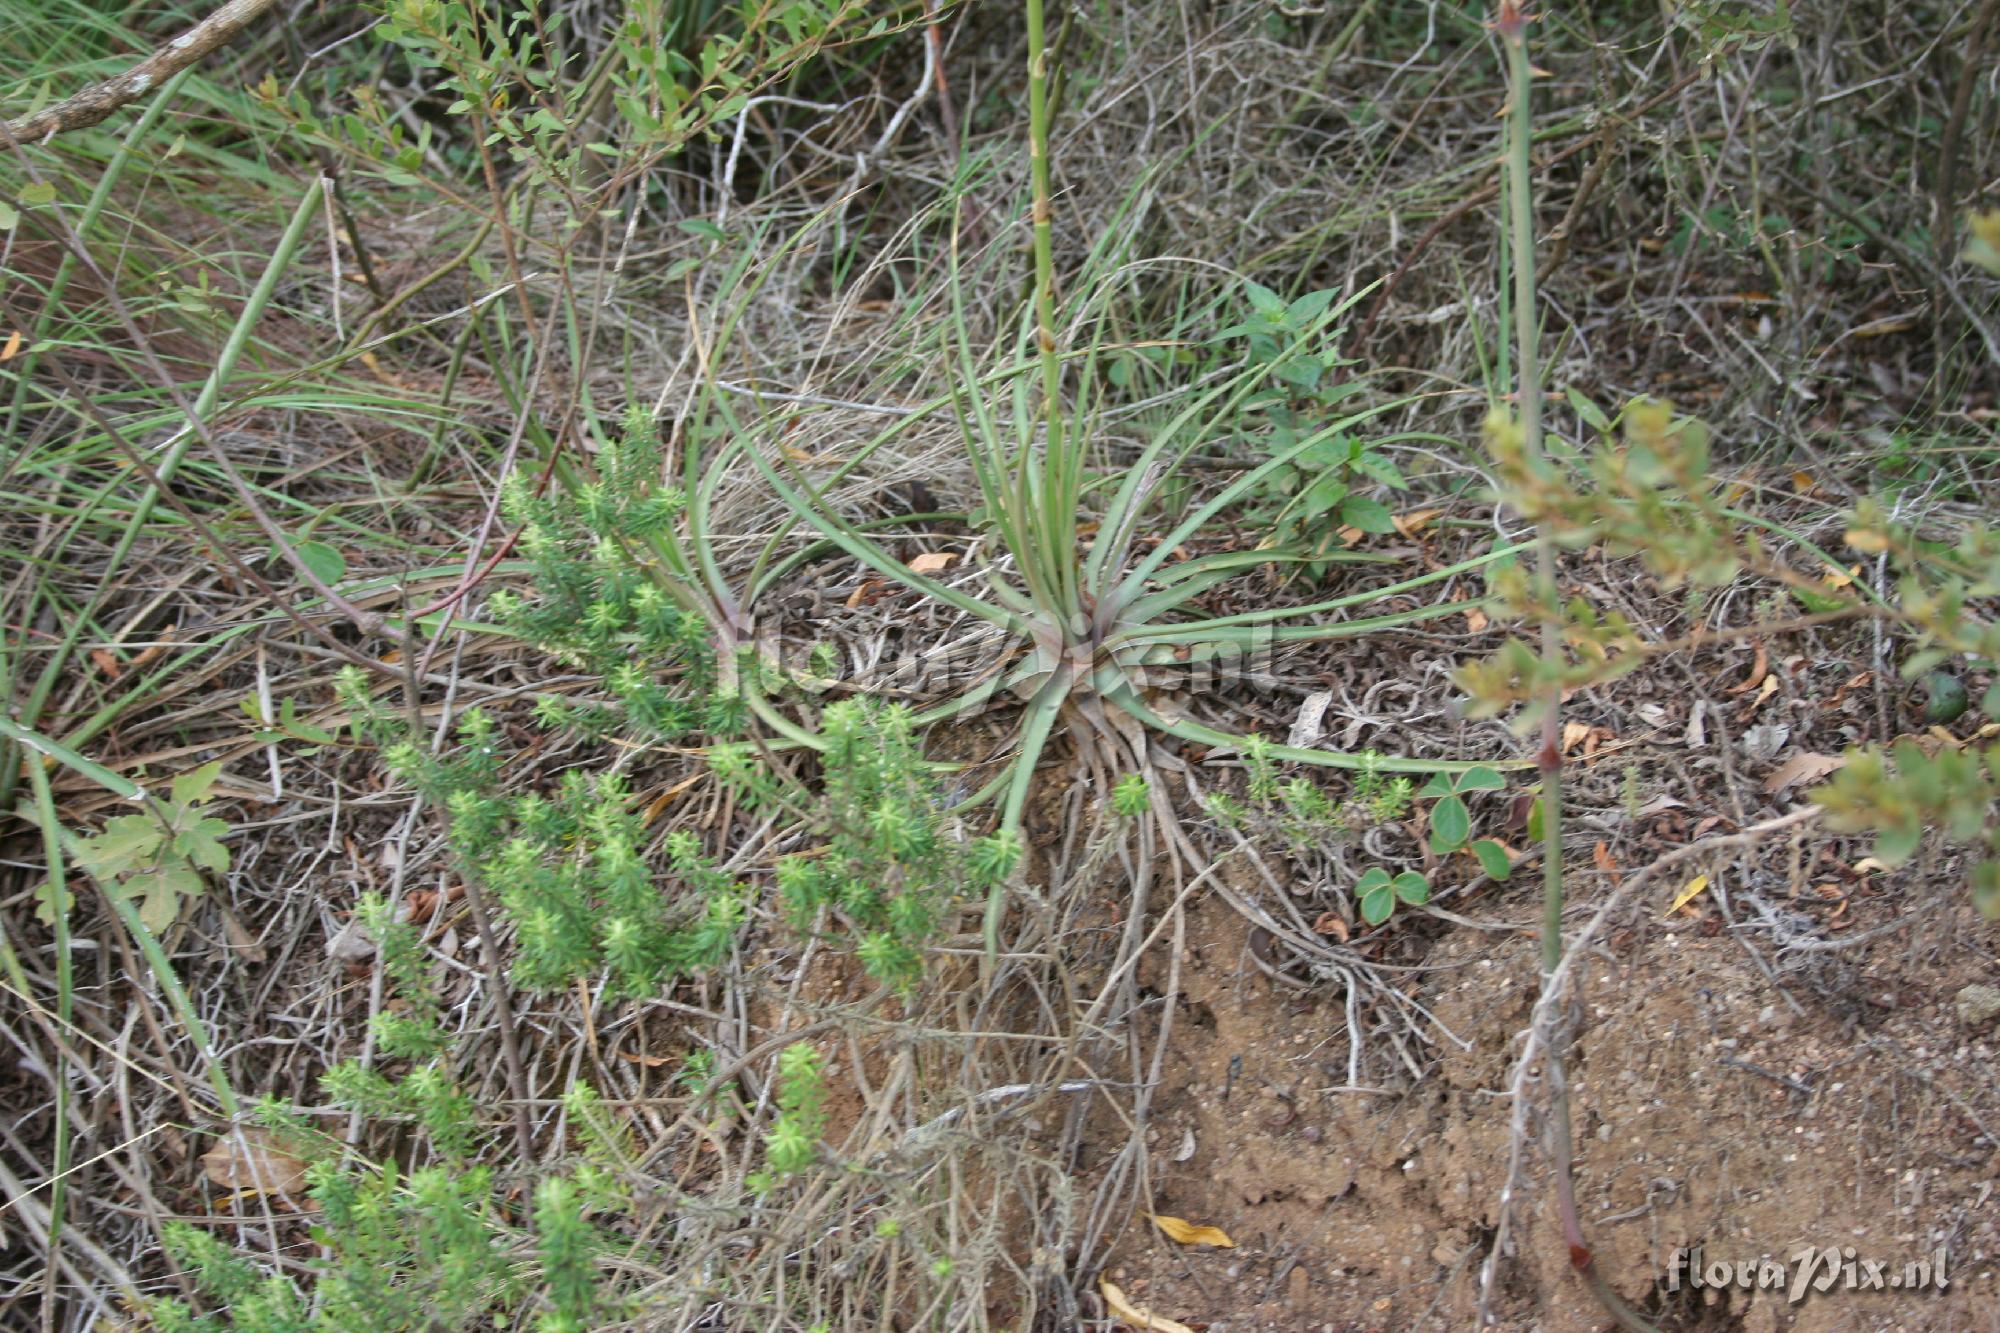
[0,719,143,801]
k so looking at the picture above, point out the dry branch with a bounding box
[1,0,277,143]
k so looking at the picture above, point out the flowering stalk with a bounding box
[1498,4,1657,1327]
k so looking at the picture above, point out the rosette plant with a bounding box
[734,0,1529,933]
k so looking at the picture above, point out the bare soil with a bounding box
[1101,879,2000,1332]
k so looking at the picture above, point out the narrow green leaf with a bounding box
[1566,387,1612,433]
[1898,648,1949,680]
[0,719,144,801]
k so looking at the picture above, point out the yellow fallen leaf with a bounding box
[1100,1278,1197,1333]
[643,773,704,824]
[907,551,956,575]
[1850,316,1917,339]
[1852,858,1890,874]
[0,330,20,362]
[1666,873,1710,917]
[1147,1212,1235,1248]
[1821,563,1858,590]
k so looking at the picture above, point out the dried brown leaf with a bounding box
[1311,909,1349,941]
[618,1050,675,1067]
[1728,642,1769,695]
[1763,751,1847,794]
[220,910,267,963]
[1393,507,1443,538]
[200,1129,307,1197]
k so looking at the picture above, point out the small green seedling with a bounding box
[1354,866,1430,925]
[749,1043,829,1195]
[242,695,338,748]
[1351,750,1414,822]
[1419,766,1514,881]
[74,760,231,931]
[1211,281,1409,572]
[1112,772,1150,817]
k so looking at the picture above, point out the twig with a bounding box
[2,0,279,143]
[1476,806,1822,1322]
[895,1079,1107,1157]
[925,0,959,151]
[1495,10,1654,1325]
[1718,1055,1813,1096]
[1777,166,2000,368]
[839,9,939,205]
[457,873,538,1167]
